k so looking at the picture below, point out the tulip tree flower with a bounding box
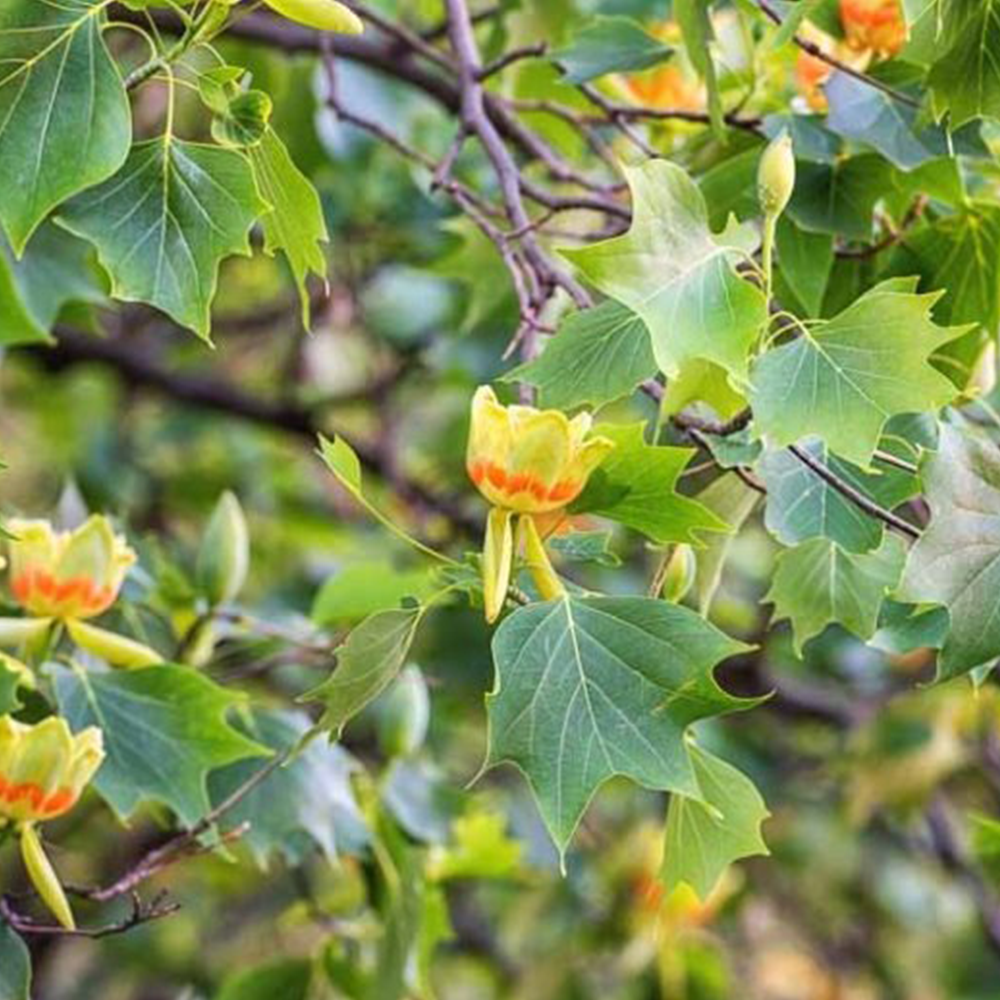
[840,0,907,59]
[466,387,615,622]
[0,516,160,670]
[0,716,105,929]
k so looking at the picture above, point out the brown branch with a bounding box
[787,443,921,540]
[35,327,479,535]
[478,43,548,80]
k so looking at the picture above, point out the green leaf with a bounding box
[928,0,1000,125]
[0,0,131,254]
[774,216,833,318]
[249,128,328,329]
[0,922,30,1000]
[871,599,949,656]
[660,359,748,422]
[305,606,422,737]
[549,530,621,568]
[209,709,368,867]
[758,438,919,553]
[312,562,434,626]
[212,90,273,149]
[487,595,751,853]
[888,202,1000,376]
[0,223,105,346]
[508,301,656,410]
[692,474,760,614]
[826,72,982,169]
[571,423,731,545]
[551,16,672,84]
[55,664,267,826]
[897,424,1000,679]
[0,658,24,715]
[766,535,907,654]
[788,154,893,240]
[216,959,313,1000]
[562,161,766,381]
[661,743,769,900]
[674,0,724,137]
[751,277,966,469]
[57,139,266,340]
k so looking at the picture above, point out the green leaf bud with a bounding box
[197,492,250,606]
[376,665,430,758]
[757,131,795,219]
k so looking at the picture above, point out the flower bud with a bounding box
[197,492,250,606]
[263,0,363,33]
[660,545,696,603]
[757,132,795,219]
[377,665,430,758]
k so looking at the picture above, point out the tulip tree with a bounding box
[3,0,1000,995]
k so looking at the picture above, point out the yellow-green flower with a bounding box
[0,716,104,824]
[466,387,614,622]
[0,716,105,930]
[466,387,614,515]
[7,516,135,621]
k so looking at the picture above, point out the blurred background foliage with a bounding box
[4,0,1000,997]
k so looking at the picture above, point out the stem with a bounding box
[761,212,776,310]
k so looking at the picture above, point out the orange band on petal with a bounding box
[0,775,78,820]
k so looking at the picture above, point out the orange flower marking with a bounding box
[0,776,77,819]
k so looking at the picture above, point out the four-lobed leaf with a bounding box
[55,664,267,827]
[487,595,752,853]
[571,423,731,545]
[751,277,967,468]
[661,743,769,900]
[898,424,1000,679]
[0,0,131,254]
[58,138,267,340]
[562,160,766,381]
[767,534,907,653]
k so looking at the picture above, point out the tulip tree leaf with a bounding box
[58,138,266,340]
[209,709,368,867]
[571,423,731,545]
[766,534,907,654]
[0,0,131,254]
[562,161,767,381]
[661,743,770,900]
[758,438,919,553]
[487,595,752,853]
[897,425,1000,680]
[552,16,672,84]
[55,664,267,827]
[305,606,422,737]
[928,0,1000,126]
[508,300,656,410]
[0,922,30,1000]
[248,128,328,329]
[0,224,105,346]
[751,278,966,469]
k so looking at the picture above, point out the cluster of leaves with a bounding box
[6,0,1000,996]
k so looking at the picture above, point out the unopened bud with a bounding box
[661,545,696,604]
[197,492,249,606]
[377,665,430,758]
[758,132,795,218]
